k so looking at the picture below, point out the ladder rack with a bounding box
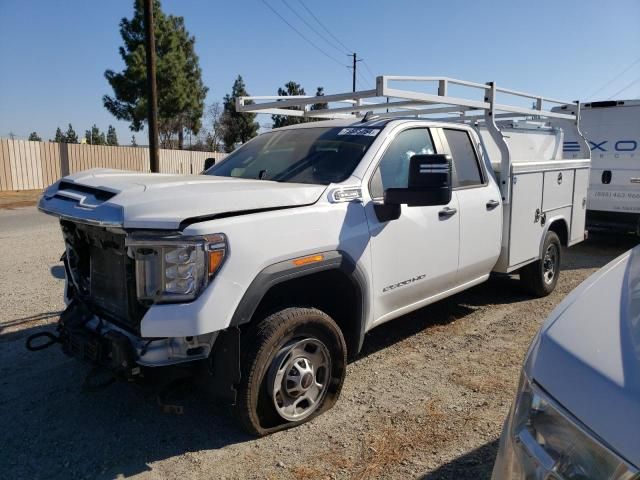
[236,75,589,204]
[237,75,578,122]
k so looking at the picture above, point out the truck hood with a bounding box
[531,247,640,468]
[39,168,326,229]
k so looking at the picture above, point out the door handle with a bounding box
[438,207,457,219]
[486,199,500,210]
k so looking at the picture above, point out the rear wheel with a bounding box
[236,307,347,436]
[519,231,561,297]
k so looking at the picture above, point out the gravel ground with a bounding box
[0,207,636,479]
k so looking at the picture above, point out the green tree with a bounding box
[65,124,78,144]
[220,75,259,152]
[310,86,328,115]
[53,127,65,143]
[84,124,107,145]
[28,132,42,141]
[130,134,138,147]
[103,0,208,149]
[272,81,307,129]
[107,125,119,146]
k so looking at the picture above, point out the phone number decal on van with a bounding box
[593,191,640,199]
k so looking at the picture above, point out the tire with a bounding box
[519,231,561,297]
[236,307,347,436]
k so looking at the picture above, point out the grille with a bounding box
[90,245,130,324]
[62,221,147,333]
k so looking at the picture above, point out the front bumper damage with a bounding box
[28,301,216,377]
[27,300,241,405]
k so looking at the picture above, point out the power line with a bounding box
[361,60,377,85]
[260,0,348,68]
[587,56,640,100]
[294,0,377,88]
[301,1,376,87]
[280,0,346,56]
[296,0,353,54]
[349,59,373,89]
[355,75,368,91]
[607,75,640,100]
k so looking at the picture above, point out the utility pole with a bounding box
[143,0,160,173]
[350,53,362,92]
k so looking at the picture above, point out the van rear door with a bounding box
[583,101,640,214]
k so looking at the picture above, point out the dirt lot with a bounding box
[1,207,636,479]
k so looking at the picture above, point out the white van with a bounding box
[558,100,640,233]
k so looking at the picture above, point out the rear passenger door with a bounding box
[438,127,502,284]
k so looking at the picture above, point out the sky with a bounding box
[1,0,639,144]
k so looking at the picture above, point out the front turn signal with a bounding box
[208,249,225,276]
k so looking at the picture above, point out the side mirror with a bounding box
[384,154,452,207]
[203,157,216,172]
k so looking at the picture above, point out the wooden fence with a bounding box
[0,139,226,191]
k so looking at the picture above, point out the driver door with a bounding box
[364,127,460,325]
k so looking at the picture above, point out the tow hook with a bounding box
[25,331,61,351]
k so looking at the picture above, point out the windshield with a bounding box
[206,126,381,185]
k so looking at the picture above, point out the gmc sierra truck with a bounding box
[34,76,590,435]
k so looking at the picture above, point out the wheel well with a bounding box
[548,219,569,246]
[250,269,363,357]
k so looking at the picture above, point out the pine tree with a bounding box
[28,132,42,141]
[53,127,65,143]
[220,75,259,152]
[65,124,78,144]
[84,124,107,145]
[130,134,138,147]
[103,0,208,149]
[106,125,119,146]
[271,81,307,129]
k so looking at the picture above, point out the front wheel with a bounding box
[236,307,347,436]
[519,231,561,297]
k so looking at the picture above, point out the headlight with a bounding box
[510,374,638,480]
[126,233,227,303]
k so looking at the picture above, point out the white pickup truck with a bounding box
[35,76,590,434]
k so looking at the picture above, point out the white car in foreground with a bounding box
[492,248,640,479]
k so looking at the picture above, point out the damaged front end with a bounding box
[33,179,241,403]
[27,220,218,382]
[25,301,140,379]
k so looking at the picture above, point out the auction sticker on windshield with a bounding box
[337,128,380,137]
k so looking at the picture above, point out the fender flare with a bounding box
[229,250,369,355]
[538,215,569,259]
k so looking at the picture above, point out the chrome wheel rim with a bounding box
[268,338,331,422]
[543,244,558,284]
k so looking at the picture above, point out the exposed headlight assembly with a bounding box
[510,374,638,480]
[126,233,227,303]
